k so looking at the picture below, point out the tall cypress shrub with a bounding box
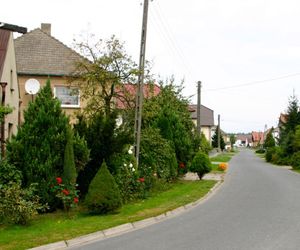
[63,126,77,185]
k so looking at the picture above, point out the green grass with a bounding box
[210,163,225,173]
[293,169,300,174]
[210,153,233,162]
[0,180,216,250]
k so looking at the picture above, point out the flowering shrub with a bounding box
[218,163,228,171]
[51,177,79,211]
[0,182,47,225]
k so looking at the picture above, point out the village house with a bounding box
[14,23,85,122]
[0,22,26,151]
[188,104,215,144]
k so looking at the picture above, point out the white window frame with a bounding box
[54,86,80,108]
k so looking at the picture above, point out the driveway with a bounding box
[71,149,300,250]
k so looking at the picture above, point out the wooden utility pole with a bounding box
[217,114,221,152]
[197,81,201,136]
[134,0,150,168]
[0,82,7,158]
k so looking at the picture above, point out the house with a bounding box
[115,83,160,110]
[188,104,214,144]
[235,134,252,147]
[14,23,85,122]
[0,22,26,151]
[251,131,264,147]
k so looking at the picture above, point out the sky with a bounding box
[2,0,300,133]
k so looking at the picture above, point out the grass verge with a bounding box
[0,180,216,250]
[293,169,300,174]
[211,163,225,173]
[210,153,233,162]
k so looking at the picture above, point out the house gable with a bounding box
[14,24,84,76]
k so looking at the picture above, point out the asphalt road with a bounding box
[71,149,300,250]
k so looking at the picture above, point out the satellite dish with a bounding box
[25,79,40,95]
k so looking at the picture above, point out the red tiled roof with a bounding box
[115,83,160,109]
[252,131,264,142]
[0,29,10,78]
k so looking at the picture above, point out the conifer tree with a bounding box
[7,79,69,205]
[85,161,121,214]
[63,126,77,185]
[264,128,276,149]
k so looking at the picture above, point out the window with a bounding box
[54,86,80,108]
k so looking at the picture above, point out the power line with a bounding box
[204,72,300,92]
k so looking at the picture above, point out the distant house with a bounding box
[0,23,26,147]
[188,104,214,144]
[252,131,264,147]
[235,134,252,147]
[115,83,160,110]
[14,23,85,122]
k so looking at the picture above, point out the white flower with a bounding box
[124,163,127,167]
[129,163,133,168]
[132,168,136,172]
[128,149,133,154]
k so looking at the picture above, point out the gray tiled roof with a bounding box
[189,104,214,126]
[14,28,83,76]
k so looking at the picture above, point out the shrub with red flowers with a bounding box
[51,177,79,211]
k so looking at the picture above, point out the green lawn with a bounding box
[0,180,216,250]
[211,163,225,173]
[210,153,233,162]
[293,169,300,174]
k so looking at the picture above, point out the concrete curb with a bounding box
[29,178,224,250]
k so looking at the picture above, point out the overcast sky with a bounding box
[2,0,300,133]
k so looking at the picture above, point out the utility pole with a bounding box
[217,114,221,152]
[0,82,7,158]
[197,81,201,136]
[134,0,150,168]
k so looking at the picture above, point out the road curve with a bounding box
[71,149,300,250]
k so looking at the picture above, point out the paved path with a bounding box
[71,149,300,250]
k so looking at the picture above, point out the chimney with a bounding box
[41,23,51,35]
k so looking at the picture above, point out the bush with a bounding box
[0,160,22,185]
[256,148,265,154]
[0,183,47,225]
[291,152,300,169]
[139,128,178,190]
[108,148,144,203]
[265,147,289,165]
[85,161,121,214]
[189,151,212,180]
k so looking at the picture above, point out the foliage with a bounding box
[73,132,90,173]
[85,161,121,214]
[75,111,132,197]
[199,132,212,155]
[265,147,288,165]
[293,125,300,151]
[0,182,47,225]
[290,152,300,170]
[142,79,196,165]
[0,105,13,122]
[189,151,212,180]
[72,35,138,117]
[63,126,77,185]
[229,134,236,148]
[0,160,22,185]
[50,177,79,211]
[264,128,276,149]
[6,80,89,209]
[110,150,143,203]
[255,148,266,154]
[139,127,178,189]
[278,94,300,157]
[6,79,69,206]
[212,126,226,150]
